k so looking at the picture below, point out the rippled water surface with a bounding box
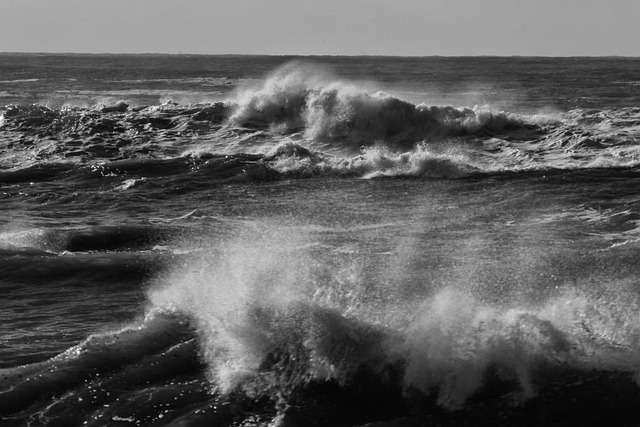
[2,54,640,426]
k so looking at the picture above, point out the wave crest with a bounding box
[228,62,529,148]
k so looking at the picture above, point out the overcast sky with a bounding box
[1,0,638,56]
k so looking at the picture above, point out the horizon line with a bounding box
[1,51,639,59]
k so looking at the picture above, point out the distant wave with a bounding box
[228,62,534,149]
[263,141,481,179]
[0,78,40,84]
[109,77,234,86]
[3,62,640,181]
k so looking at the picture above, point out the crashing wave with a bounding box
[228,62,532,148]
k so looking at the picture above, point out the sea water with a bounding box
[2,54,640,426]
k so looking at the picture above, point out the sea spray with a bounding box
[142,215,640,418]
[147,223,317,392]
[403,288,569,408]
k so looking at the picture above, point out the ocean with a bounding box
[2,54,640,426]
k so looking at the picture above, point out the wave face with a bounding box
[4,55,640,426]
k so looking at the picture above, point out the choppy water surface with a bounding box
[2,54,640,426]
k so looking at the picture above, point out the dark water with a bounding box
[2,54,640,426]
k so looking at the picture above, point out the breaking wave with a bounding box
[228,62,532,148]
[5,223,640,425]
[146,226,640,410]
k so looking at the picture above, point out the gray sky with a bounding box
[1,0,638,56]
